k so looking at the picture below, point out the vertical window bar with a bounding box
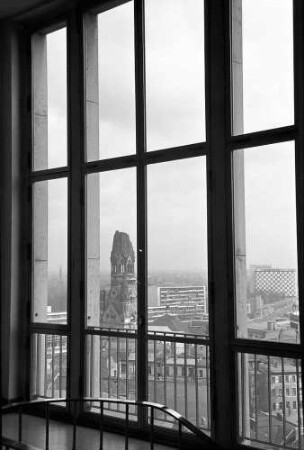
[254,355,258,441]
[173,341,177,411]
[206,345,210,429]
[36,334,40,398]
[117,337,119,412]
[267,356,272,445]
[296,359,301,450]
[126,336,129,399]
[163,339,167,408]
[194,342,199,427]
[44,335,48,397]
[90,334,94,398]
[282,358,286,448]
[184,343,188,417]
[240,353,245,440]
[51,335,55,398]
[153,339,157,402]
[59,336,63,397]
[134,0,147,414]
[99,336,102,397]
[294,0,304,437]
[108,338,112,405]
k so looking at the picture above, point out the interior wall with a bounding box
[0,22,28,402]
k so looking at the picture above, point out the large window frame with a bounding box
[20,0,304,448]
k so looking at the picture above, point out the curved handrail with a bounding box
[1,397,221,449]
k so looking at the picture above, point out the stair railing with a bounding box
[1,397,220,450]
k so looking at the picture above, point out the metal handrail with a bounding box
[1,397,220,450]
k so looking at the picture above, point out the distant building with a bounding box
[253,269,297,298]
[100,231,137,328]
[247,356,302,446]
[158,286,207,313]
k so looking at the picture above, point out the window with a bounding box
[25,0,304,449]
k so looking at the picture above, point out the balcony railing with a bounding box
[30,331,210,432]
[239,353,303,450]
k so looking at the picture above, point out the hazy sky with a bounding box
[42,0,297,275]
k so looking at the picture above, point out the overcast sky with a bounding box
[42,0,296,277]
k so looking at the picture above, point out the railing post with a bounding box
[150,406,154,450]
[178,421,183,450]
[18,405,22,443]
[72,400,77,450]
[125,403,129,450]
[45,402,49,450]
[99,401,103,450]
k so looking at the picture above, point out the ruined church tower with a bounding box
[101,231,137,328]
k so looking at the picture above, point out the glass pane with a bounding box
[32,178,68,324]
[145,0,205,150]
[85,334,137,419]
[84,2,136,161]
[86,169,137,329]
[147,157,208,336]
[231,0,294,135]
[32,27,67,170]
[233,142,298,342]
[148,338,210,432]
[238,353,303,450]
[31,333,68,399]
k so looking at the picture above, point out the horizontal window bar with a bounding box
[227,125,297,151]
[84,143,208,174]
[85,327,138,339]
[148,332,209,345]
[233,339,301,358]
[145,143,207,165]
[30,167,69,181]
[29,323,69,335]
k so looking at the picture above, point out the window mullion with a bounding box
[293,0,304,421]
[134,0,148,409]
[206,0,236,446]
[67,9,85,401]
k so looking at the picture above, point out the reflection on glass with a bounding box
[32,28,67,170]
[239,353,302,450]
[85,334,137,418]
[231,0,294,135]
[147,157,208,336]
[31,333,68,399]
[86,169,137,329]
[233,143,298,342]
[145,0,205,150]
[32,178,68,324]
[148,339,210,431]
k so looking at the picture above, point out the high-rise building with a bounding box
[158,285,208,314]
[253,268,297,298]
